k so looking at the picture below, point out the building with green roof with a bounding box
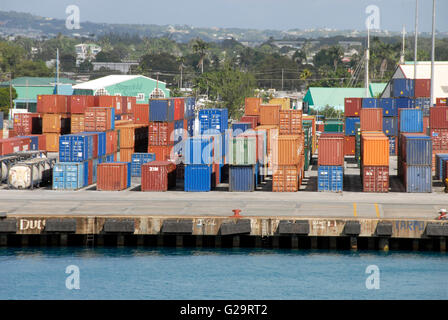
[303,83,387,111]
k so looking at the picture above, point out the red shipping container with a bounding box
[317,123,325,132]
[13,113,41,135]
[0,137,31,156]
[362,166,389,192]
[133,104,149,124]
[113,95,123,115]
[436,98,447,106]
[272,164,300,192]
[30,134,46,151]
[430,107,448,129]
[173,98,185,121]
[430,128,448,151]
[259,105,281,125]
[97,163,128,191]
[36,95,68,113]
[141,161,176,191]
[360,108,382,131]
[414,79,431,98]
[318,136,344,166]
[106,130,118,154]
[344,136,356,155]
[344,98,362,117]
[90,133,98,159]
[148,122,175,146]
[85,107,114,132]
[213,163,220,187]
[94,95,114,108]
[121,114,134,121]
[241,115,259,129]
[88,159,93,186]
[423,116,429,131]
[148,145,173,161]
[68,95,95,113]
[122,96,137,114]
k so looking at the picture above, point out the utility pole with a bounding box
[430,0,436,106]
[281,68,284,91]
[9,72,13,119]
[365,26,370,98]
[56,48,59,95]
[400,25,406,64]
[414,0,419,79]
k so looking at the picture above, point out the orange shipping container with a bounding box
[119,147,134,162]
[245,97,262,116]
[71,114,85,133]
[259,104,281,125]
[148,145,173,161]
[134,104,149,124]
[273,135,304,165]
[255,125,279,159]
[344,136,356,156]
[360,108,383,131]
[42,114,62,133]
[97,163,128,191]
[116,125,136,148]
[272,165,300,192]
[361,132,389,166]
[318,136,344,166]
[279,110,302,135]
[37,95,68,113]
[106,130,118,154]
[44,133,59,152]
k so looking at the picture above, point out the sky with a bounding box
[2,0,447,32]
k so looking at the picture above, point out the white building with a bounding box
[75,43,102,66]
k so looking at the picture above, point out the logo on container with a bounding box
[365,265,380,290]
[65,265,80,290]
[66,5,81,30]
[365,5,380,30]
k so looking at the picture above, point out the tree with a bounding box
[0,87,17,118]
[95,51,121,62]
[60,54,76,72]
[192,39,209,73]
[313,46,343,71]
[13,60,52,77]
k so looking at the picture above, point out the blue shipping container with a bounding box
[184,136,214,165]
[229,165,255,192]
[405,165,432,193]
[435,153,448,180]
[415,97,431,109]
[149,99,174,122]
[184,97,196,118]
[20,136,39,150]
[379,98,397,117]
[174,120,184,144]
[392,79,415,98]
[53,162,88,190]
[232,122,251,137]
[0,111,3,130]
[318,166,343,192]
[362,98,378,108]
[184,164,213,192]
[198,109,228,134]
[92,158,99,184]
[399,109,423,133]
[114,114,122,121]
[344,117,360,136]
[131,153,155,177]
[395,97,415,109]
[403,135,432,165]
[389,136,397,155]
[383,117,398,136]
[187,117,194,137]
[59,134,93,162]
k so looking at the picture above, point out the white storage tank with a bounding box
[8,157,55,189]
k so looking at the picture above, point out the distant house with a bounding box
[381,61,448,104]
[75,43,102,66]
[92,62,139,74]
[0,77,75,117]
[72,75,170,103]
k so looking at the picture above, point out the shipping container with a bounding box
[53,162,88,190]
[362,166,389,192]
[68,95,94,114]
[59,134,93,162]
[122,96,137,114]
[344,117,360,135]
[383,117,398,136]
[324,120,343,133]
[361,132,389,166]
[0,112,3,130]
[279,110,302,135]
[133,104,149,124]
[71,114,85,134]
[273,135,303,165]
[379,98,397,117]
[402,163,432,193]
[229,165,255,192]
[395,97,415,109]
[429,128,448,151]
[360,108,382,131]
[392,79,415,98]
[198,108,228,134]
[429,107,448,129]
[97,162,130,191]
[149,99,174,122]
[85,107,115,132]
[435,153,448,180]
[400,134,432,166]
[8,157,55,189]
[131,152,155,177]
[362,98,378,108]
[399,109,423,133]
[90,131,106,157]
[13,113,41,135]
[42,114,62,133]
[148,145,173,161]
[44,133,59,152]
[119,147,134,163]
[141,161,176,191]
[436,98,447,106]
[318,166,343,192]
[184,136,214,165]
[415,97,431,110]
[0,137,31,156]
[239,130,267,165]
[414,79,431,98]
[245,97,262,116]
[389,136,397,156]
[184,164,213,192]
[269,98,290,111]
[22,134,46,151]
[37,95,68,113]
[344,136,356,156]
[254,125,278,159]
[172,98,185,120]
[259,104,280,126]
[184,97,196,118]
[106,130,118,154]
[318,135,344,166]
[232,122,251,136]
[228,136,257,165]
[240,115,259,129]
[344,98,362,117]
[272,165,300,192]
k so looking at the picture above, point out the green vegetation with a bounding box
[0,86,17,116]
[308,106,343,119]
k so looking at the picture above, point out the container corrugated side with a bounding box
[259,105,281,126]
[429,107,448,129]
[245,97,262,116]
[184,164,213,192]
[317,136,344,166]
[435,153,448,180]
[361,166,389,192]
[318,165,343,192]
[228,136,256,165]
[273,134,303,165]
[399,109,423,133]
[401,135,432,165]
[141,161,176,191]
[360,108,382,131]
[361,133,389,166]
[229,165,255,192]
[403,163,432,193]
[272,165,299,192]
[344,98,362,117]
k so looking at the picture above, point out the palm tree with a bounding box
[192,39,209,73]
[177,56,185,88]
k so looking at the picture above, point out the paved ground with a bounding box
[0,155,446,219]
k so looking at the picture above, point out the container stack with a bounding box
[227,136,257,192]
[141,161,176,191]
[241,97,262,128]
[97,162,131,191]
[302,121,312,171]
[354,122,361,167]
[429,106,448,174]
[302,115,317,155]
[317,133,344,192]
[344,98,361,157]
[184,136,215,192]
[131,152,155,177]
[324,119,344,133]
[360,132,390,192]
[377,98,398,155]
[269,97,291,111]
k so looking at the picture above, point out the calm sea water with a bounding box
[0,247,447,300]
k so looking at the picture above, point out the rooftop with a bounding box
[73,75,166,90]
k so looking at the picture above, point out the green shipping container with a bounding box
[304,147,310,171]
[324,120,343,133]
[228,136,257,165]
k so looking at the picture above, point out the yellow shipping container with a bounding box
[269,98,291,111]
